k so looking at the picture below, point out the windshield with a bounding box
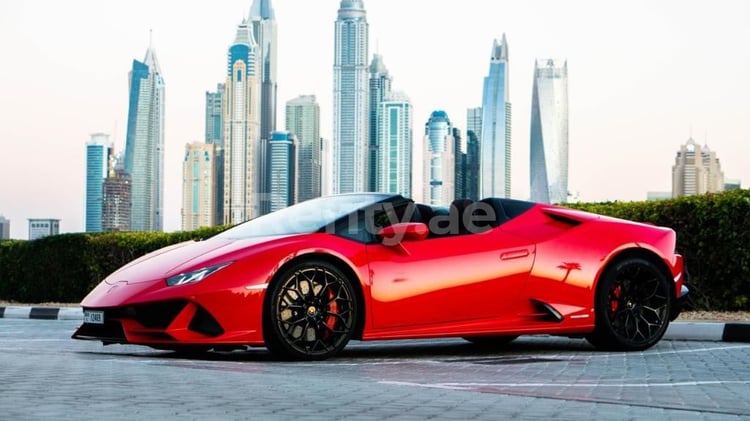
[216,193,397,239]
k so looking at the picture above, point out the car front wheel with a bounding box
[264,260,357,360]
[587,257,672,351]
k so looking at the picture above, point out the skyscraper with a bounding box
[85,133,112,232]
[102,157,131,232]
[465,130,480,200]
[266,131,296,213]
[377,91,412,197]
[466,107,482,143]
[286,95,321,203]
[206,84,225,226]
[205,84,224,144]
[423,111,456,207]
[672,138,725,197]
[249,0,278,144]
[333,0,369,194]
[369,53,392,191]
[453,128,466,199]
[480,35,512,198]
[530,58,569,204]
[223,19,261,224]
[182,142,217,230]
[124,44,165,232]
[466,107,482,201]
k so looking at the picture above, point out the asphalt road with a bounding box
[2,318,749,420]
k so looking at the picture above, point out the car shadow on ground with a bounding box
[75,335,599,363]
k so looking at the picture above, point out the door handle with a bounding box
[500,249,530,260]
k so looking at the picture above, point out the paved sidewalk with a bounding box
[2,304,749,343]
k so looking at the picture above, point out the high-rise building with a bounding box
[465,130,480,200]
[530,58,569,204]
[182,142,217,230]
[206,84,225,226]
[85,133,112,232]
[205,84,224,144]
[480,35,512,198]
[423,111,456,206]
[368,53,392,192]
[466,107,482,143]
[333,0,369,194]
[102,158,131,232]
[453,128,466,199]
[124,44,165,232]
[0,216,10,240]
[286,95,321,203]
[672,138,725,197]
[376,91,412,197]
[265,131,296,213]
[28,219,59,240]
[250,0,278,145]
[223,19,261,224]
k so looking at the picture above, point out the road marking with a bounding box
[380,380,750,390]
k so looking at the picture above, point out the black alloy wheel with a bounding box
[587,257,671,351]
[264,260,357,360]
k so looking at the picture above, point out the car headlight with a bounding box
[166,262,232,286]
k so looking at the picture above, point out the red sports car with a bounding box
[73,193,688,360]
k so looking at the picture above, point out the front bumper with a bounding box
[72,300,224,345]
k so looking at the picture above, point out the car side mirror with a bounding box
[378,222,429,244]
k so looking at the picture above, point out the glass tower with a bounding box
[423,111,456,206]
[369,53,391,192]
[206,83,225,226]
[286,95,321,203]
[223,19,261,224]
[377,92,412,197]
[250,0,278,144]
[530,59,569,204]
[480,34,511,199]
[333,0,369,194]
[124,45,165,232]
[266,131,296,213]
[85,133,112,232]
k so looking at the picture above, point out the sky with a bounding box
[1,0,748,239]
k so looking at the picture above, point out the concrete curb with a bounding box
[0,306,83,321]
[2,306,749,343]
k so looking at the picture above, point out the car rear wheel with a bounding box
[587,257,671,351]
[264,260,357,360]
[463,335,518,347]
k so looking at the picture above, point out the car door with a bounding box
[366,227,535,329]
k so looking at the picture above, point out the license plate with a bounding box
[83,310,104,324]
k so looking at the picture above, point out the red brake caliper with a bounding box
[324,288,339,338]
[610,285,621,314]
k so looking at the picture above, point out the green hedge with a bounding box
[0,226,228,304]
[1,190,748,310]
[566,189,750,310]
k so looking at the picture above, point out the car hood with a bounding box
[104,235,292,284]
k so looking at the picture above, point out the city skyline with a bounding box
[1,0,748,239]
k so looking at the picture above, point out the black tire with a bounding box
[587,257,672,351]
[463,335,518,347]
[263,260,357,360]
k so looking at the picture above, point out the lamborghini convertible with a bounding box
[73,193,689,360]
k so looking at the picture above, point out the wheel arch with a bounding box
[263,252,367,341]
[596,247,676,301]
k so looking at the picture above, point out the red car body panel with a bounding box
[73,195,685,353]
